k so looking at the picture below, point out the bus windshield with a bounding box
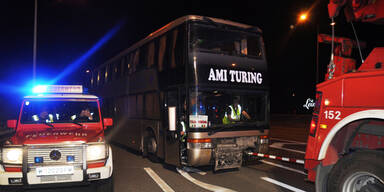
[21,100,100,124]
[188,90,267,129]
[191,24,263,58]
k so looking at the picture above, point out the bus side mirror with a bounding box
[7,120,17,129]
[168,106,176,131]
[103,118,113,129]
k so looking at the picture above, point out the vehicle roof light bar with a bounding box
[32,85,83,94]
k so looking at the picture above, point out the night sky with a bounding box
[0,0,383,120]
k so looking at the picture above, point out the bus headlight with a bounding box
[3,148,23,164]
[86,144,107,161]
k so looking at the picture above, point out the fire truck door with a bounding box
[164,89,181,166]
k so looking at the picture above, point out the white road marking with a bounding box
[144,167,175,192]
[259,160,307,175]
[177,168,237,192]
[261,177,306,192]
[269,142,306,154]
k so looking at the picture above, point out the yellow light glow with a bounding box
[324,99,330,106]
[299,13,308,22]
[320,124,328,129]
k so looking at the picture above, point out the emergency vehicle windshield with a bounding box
[20,100,100,124]
[188,90,267,129]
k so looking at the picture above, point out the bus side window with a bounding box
[124,54,132,76]
[138,45,147,71]
[90,71,94,88]
[147,42,155,68]
[105,64,109,83]
[128,95,136,118]
[137,94,143,118]
[114,60,121,80]
[170,29,178,69]
[174,24,186,68]
[133,49,140,73]
[158,35,167,72]
[120,56,125,77]
[145,93,153,119]
[100,67,105,86]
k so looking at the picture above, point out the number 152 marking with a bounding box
[324,110,341,120]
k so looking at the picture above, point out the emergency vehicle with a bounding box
[304,0,384,191]
[0,85,113,191]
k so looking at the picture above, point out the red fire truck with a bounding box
[0,85,113,191]
[304,0,384,192]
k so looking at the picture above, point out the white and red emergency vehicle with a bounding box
[304,0,384,191]
[0,85,113,191]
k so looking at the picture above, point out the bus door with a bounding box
[164,89,182,166]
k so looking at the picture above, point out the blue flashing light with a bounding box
[67,155,75,162]
[32,85,48,94]
[34,157,44,163]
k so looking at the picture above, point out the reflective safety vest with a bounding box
[32,114,54,123]
[181,121,186,142]
[222,104,241,124]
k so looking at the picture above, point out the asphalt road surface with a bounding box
[21,114,314,192]
[110,138,314,192]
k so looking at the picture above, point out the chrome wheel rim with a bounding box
[342,171,384,192]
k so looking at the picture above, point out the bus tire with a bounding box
[145,135,159,163]
[327,150,384,192]
[95,176,114,192]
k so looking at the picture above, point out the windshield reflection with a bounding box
[21,100,100,124]
[188,90,266,129]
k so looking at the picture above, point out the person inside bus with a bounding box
[222,96,251,124]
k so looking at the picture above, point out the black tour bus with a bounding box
[89,15,270,170]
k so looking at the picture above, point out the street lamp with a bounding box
[298,12,309,23]
[33,0,38,84]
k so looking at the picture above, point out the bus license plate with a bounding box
[36,166,74,176]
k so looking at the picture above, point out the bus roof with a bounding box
[99,15,262,69]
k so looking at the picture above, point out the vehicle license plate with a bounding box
[36,166,74,176]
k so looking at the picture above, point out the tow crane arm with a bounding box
[328,0,384,23]
[323,0,384,80]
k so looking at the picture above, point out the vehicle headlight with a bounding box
[2,148,23,164]
[86,144,107,161]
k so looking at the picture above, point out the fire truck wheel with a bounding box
[327,150,384,192]
[95,175,114,192]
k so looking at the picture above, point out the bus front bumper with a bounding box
[187,148,213,166]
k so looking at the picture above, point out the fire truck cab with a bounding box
[304,1,384,191]
[0,85,113,191]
